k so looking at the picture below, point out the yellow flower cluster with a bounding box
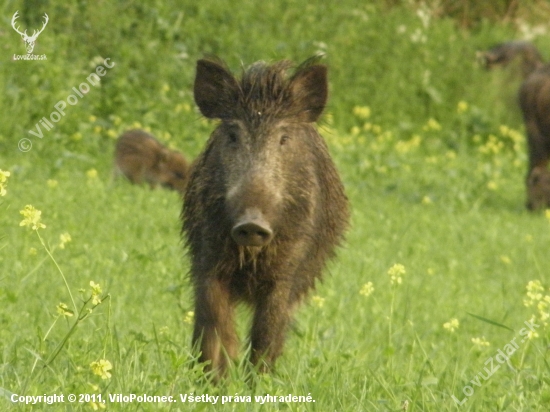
[19,205,46,231]
[352,105,371,119]
[443,318,459,332]
[360,282,374,297]
[59,232,72,249]
[478,134,504,155]
[471,336,490,347]
[395,134,422,154]
[56,302,74,318]
[457,100,468,114]
[423,118,441,132]
[90,359,112,379]
[90,401,106,410]
[183,311,194,325]
[524,280,550,327]
[311,295,325,308]
[499,125,523,153]
[0,169,10,197]
[388,263,406,286]
[90,281,102,306]
[86,169,98,179]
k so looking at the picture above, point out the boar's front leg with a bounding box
[250,280,294,372]
[192,277,237,377]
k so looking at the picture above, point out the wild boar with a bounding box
[481,41,550,210]
[182,57,349,377]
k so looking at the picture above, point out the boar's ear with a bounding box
[288,63,328,122]
[194,59,240,119]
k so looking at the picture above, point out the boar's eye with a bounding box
[280,134,290,146]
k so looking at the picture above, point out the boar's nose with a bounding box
[231,210,273,247]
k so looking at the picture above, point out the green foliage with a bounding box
[1,0,550,411]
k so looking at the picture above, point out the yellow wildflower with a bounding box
[311,295,325,308]
[471,337,490,347]
[500,255,511,265]
[90,401,106,410]
[19,205,46,230]
[353,106,371,119]
[0,169,10,196]
[423,118,441,131]
[59,232,72,249]
[457,101,468,114]
[360,282,374,297]
[86,169,98,179]
[388,264,406,286]
[443,318,459,332]
[90,359,112,379]
[524,280,544,307]
[487,181,498,191]
[183,311,194,325]
[89,115,97,123]
[47,179,58,189]
[56,302,74,318]
[90,281,102,305]
[111,115,122,126]
[445,151,456,160]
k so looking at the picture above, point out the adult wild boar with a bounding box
[182,57,349,377]
[114,129,188,193]
[481,41,550,210]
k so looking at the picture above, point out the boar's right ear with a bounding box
[194,59,240,119]
[288,63,328,123]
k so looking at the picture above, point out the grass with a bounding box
[1,0,550,410]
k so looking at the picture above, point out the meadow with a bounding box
[1,0,550,410]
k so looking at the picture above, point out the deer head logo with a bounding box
[11,11,49,54]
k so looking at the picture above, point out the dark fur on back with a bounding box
[183,57,348,377]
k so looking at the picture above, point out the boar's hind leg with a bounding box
[192,278,237,376]
[250,282,293,372]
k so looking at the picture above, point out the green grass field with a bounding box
[1,1,550,410]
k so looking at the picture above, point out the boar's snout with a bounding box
[231,208,273,247]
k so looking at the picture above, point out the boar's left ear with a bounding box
[194,58,241,120]
[288,63,328,123]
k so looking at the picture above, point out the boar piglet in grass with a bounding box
[114,129,188,193]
